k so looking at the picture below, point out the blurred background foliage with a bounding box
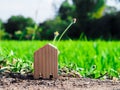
[0,0,120,40]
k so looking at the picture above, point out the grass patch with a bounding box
[0,40,120,79]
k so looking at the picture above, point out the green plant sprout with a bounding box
[53,31,59,43]
[53,18,76,43]
[58,18,76,42]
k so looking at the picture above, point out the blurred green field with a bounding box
[0,40,120,79]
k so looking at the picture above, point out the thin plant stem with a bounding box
[58,22,74,42]
[52,31,59,44]
[53,35,57,44]
[32,24,38,40]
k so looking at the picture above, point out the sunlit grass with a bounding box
[0,40,120,79]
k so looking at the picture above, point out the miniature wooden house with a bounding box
[34,43,58,79]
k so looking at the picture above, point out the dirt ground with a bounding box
[0,73,120,90]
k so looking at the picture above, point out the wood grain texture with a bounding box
[34,44,58,79]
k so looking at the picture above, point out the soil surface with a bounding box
[0,73,120,90]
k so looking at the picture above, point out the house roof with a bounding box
[34,43,58,55]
